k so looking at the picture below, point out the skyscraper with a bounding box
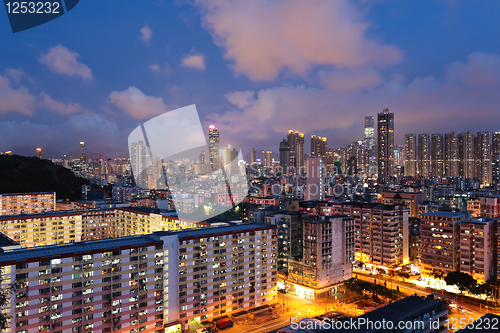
[418,134,430,177]
[444,132,459,177]
[377,108,394,182]
[310,135,327,160]
[459,131,476,179]
[250,147,257,165]
[431,133,444,178]
[476,131,492,185]
[364,116,376,176]
[130,140,147,187]
[199,150,206,174]
[35,148,43,159]
[208,125,219,170]
[305,157,325,201]
[79,141,86,163]
[279,138,290,175]
[287,130,305,173]
[492,132,500,186]
[404,134,417,177]
[261,150,273,168]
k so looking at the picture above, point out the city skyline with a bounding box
[2,1,500,157]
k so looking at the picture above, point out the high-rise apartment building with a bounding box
[420,211,465,276]
[0,192,56,216]
[287,130,304,174]
[331,202,409,267]
[310,135,327,160]
[265,212,302,273]
[444,132,459,177]
[431,133,444,177]
[304,157,325,201]
[130,140,148,188]
[493,132,500,186]
[287,215,354,299]
[279,139,290,175]
[377,108,394,182]
[459,131,476,179]
[261,151,273,168]
[250,147,257,165]
[459,218,496,284]
[404,134,417,177]
[418,134,430,177]
[208,125,220,171]
[476,131,492,186]
[0,223,278,332]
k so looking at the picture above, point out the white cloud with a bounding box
[225,90,255,109]
[39,45,93,79]
[196,0,401,80]
[4,68,30,84]
[150,63,160,72]
[206,52,500,146]
[141,25,153,42]
[319,67,384,92]
[109,86,168,119]
[39,92,83,115]
[181,52,206,71]
[0,75,37,115]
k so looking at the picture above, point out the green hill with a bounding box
[0,155,89,201]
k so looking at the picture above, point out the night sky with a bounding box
[1,0,500,159]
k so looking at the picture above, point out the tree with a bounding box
[444,271,477,294]
[0,270,20,330]
[397,271,410,282]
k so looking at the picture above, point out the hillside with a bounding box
[0,155,89,201]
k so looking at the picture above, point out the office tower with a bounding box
[130,140,147,187]
[79,141,86,163]
[35,147,43,159]
[418,134,430,177]
[420,212,465,277]
[476,131,492,185]
[0,192,56,216]
[304,157,325,201]
[404,134,417,176]
[431,133,444,177]
[364,116,376,175]
[459,131,476,178]
[331,202,409,267]
[444,132,459,177]
[261,150,273,168]
[250,147,257,165]
[279,138,290,175]
[377,108,394,182]
[287,130,304,173]
[208,124,220,170]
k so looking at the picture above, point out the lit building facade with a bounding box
[0,223,277,333]
[459,218,496,284]
[404,134,417,177]
[419,211,465,277]
[0,192,56,216]
[377,108,394,182]
[287,215,354,300]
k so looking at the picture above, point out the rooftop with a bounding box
[0,192,55,196]
[421,211,465,218]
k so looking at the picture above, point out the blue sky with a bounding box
[1,0,500,159]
